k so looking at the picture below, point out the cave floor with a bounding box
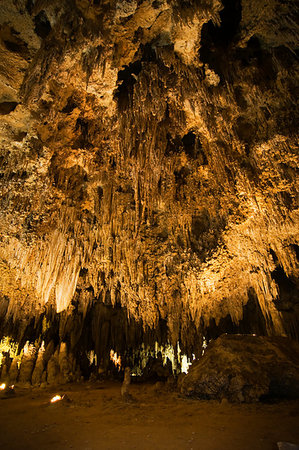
[0,381,298,450]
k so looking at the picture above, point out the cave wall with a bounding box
[0,0,298,370]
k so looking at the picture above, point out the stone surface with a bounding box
[31,345,45,385]
[18,342,37,383]
[8,358,19,384]
[180,334,299,402]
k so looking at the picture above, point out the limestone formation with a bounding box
[180,334,299,402]
[0,0,298,374]
[121,366,131,399]
[18,342,36,384]
[31,343,45,385]
[8,358,19,384]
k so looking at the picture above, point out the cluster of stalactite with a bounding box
[0,300,194,384]
[0,294,274,386]
[0,0,298,362]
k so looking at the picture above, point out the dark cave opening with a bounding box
[34,11,51,39]
[211,0,242,44]
[74,117,91,148]
[182,131,196,156]
[114,60,142,109]
[200,0,242,74]
[199,2,276,91]
[140,42,157,63]
[165,131,207,164]
[182,131,207,163]
[271,265,299,311]
[235,36,277,86]
[3,40,29,60]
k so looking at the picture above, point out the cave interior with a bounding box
[0,0,299,448]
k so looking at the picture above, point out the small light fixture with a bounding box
[0,383,6,390]
[50,394,63,403]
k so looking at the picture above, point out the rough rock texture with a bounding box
[0,339,80,386]
[180,334,299,402]
[0,0,298,369]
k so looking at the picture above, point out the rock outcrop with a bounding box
[180,334,299,402]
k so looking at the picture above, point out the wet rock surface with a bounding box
[180,334,299,403]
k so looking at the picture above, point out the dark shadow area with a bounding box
[165,133,182,156]
[291,244,299,261]
[183,131,207,163]
[114,60,142,110]
[74,117,92,148]
[200,0,241,76]
[205,287,268,341]
[165,131,207,164]
[0,102,18,115]
[61,96,78,114]
[25,0,34,14]
[34,11,51,39]
[272,265,299,311]
[140,42,157,62]
[235,36,277,83]
[271,263,299,338]
[0,24,30,60]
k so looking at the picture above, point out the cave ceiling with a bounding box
[0,0,298,348]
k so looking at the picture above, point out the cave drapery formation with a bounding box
[0,0,298,377]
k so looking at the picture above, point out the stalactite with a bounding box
[0,0,298,367]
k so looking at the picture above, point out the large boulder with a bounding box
[180,334,299,403]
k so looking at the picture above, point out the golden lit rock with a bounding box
[0,0,298,386]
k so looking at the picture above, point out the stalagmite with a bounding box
[0,0,298,402]
[18,342,36,384]
[8,358,19,384]
[0,0,298,448]
[121,366,131,400]
[31,342,45,385]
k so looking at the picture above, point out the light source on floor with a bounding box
[50,394,63,403]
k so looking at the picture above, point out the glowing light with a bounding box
[110,350,121,371]
[202,337,208,355]
[87,350,97,366]
[0,383,6,390]
[50,395,63,403]
[181,355,192,374]
[0,337,19,367]
[23,341,35,356]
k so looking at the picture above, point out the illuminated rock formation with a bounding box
[0,0,298,378]
[180,334,299,402]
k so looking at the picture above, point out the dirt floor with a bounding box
[0,381,299,450]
